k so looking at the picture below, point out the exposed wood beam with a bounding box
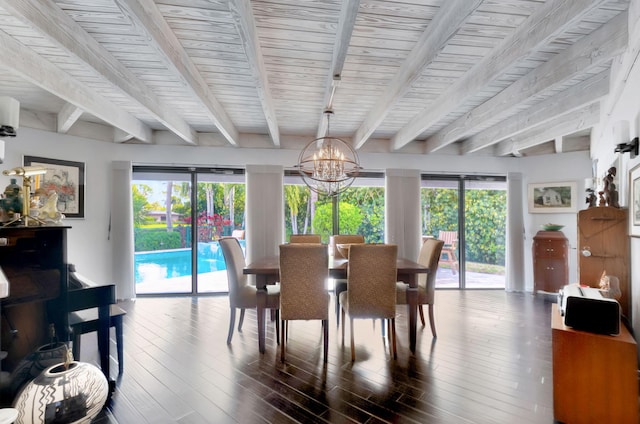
[229,0,279,147]
[554,136,563,153]
[392,0,611,151]
[57,103,82,134]
[0,0,197,145]
[115,0,239,146]
[0,31,151,142]
[461,70,610,154]
[432,12,627,154]
[352,0,483,149]
[317,0,360,138]
[494,103,600,156]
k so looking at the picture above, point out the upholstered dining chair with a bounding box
[278,244,329,362]
[340,243,398,361]
[331,234,365,325]
[396,238,444,337]
[219,237,280,345]
[289,234,322,243]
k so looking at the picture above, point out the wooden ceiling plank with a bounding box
[317,0,360,138]
[0,29,151,142]
[115,0,239,145]
[462,69,610,154]
[494,103,600,156]
[432,11,627,154]
[352,0,483,150]
[0,0,197,145]
[392,0,612,151]
[229,0,280,147]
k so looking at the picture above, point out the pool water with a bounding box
[134,241,240,284]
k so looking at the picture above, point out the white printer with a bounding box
[558,284,620,335]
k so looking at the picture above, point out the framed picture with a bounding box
[528,181,577,213]
[23,155,85,218]
[629,163,640,237]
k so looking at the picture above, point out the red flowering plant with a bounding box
[184,212,232,242]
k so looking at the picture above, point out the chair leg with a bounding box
[71,331,81,362]
[227,308,236,344]
[418,305,426,327]
[350,318,355,362]
[114,315,124,374]
[238,309,245,332]
[280,319,286,363]
[341,308,346,345]
[428,304,437,338]
[386,319,392,355]
[275,310,280,345]
[390,318,397,359]
[323,319,328,363]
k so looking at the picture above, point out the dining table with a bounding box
[244,255,429,354]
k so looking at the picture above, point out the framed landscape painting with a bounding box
[528,181,577,214]
[23,155,85,218]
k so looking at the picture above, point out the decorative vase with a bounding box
[12,361,108,424]
[9,342,69,397]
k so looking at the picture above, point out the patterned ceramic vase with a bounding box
[12,361,108,424]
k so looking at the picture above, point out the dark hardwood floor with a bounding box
[83,290,558,423]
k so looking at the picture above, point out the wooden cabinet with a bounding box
[533,231,568,294]
[577,207,629,318]
[552,304,638,423]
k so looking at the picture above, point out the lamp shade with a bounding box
[12,361,108,424]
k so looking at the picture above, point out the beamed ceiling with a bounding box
[0,0,631,157]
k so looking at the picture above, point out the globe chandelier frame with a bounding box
[296,110,361,197]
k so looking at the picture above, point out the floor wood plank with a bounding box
[79,290,560,423]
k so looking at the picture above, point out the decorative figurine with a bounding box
[585,188,597,208]
[603,166,616,206]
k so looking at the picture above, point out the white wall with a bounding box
[589,0,640,356]
[0,128,592,291]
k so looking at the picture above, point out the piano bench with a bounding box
[69,304,126,374]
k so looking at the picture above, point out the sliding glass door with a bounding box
[421,175,506,289]
[132,167,245,295]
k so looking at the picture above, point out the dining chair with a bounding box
[340,243,398,361]
[289,234,322,243]
[219,237,280,345]
[331,234,365,326]
[278,244,329,362]
[67,264,126,375]
[396,238,444,337]
[438,230,458,274]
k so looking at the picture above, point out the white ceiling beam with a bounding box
[115,0,239,146]
[0,0,197,145]
[461,70,610,154]
[554,136,563,153]
[352,0,483,150]
[0,31,152,142]
[229,0,280,147]
[57,102,83,134]
[494,103,600,156]
[432,12,627,154]
[317,0,361,138]
[392,0,611,151]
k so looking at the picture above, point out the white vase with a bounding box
[12,361,108,424]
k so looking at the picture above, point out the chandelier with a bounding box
[296,110,361,197]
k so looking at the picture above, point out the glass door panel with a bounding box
[196,172,246,294]
[421,179,460,288]
[132,173,192,295]
[463,179,506,289]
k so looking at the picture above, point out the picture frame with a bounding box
[528,181,577,213]
[629,163,640,237]
[23,155,85,218]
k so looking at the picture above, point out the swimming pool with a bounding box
[134,241,242,284]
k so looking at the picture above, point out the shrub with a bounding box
[134,228,182,252]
